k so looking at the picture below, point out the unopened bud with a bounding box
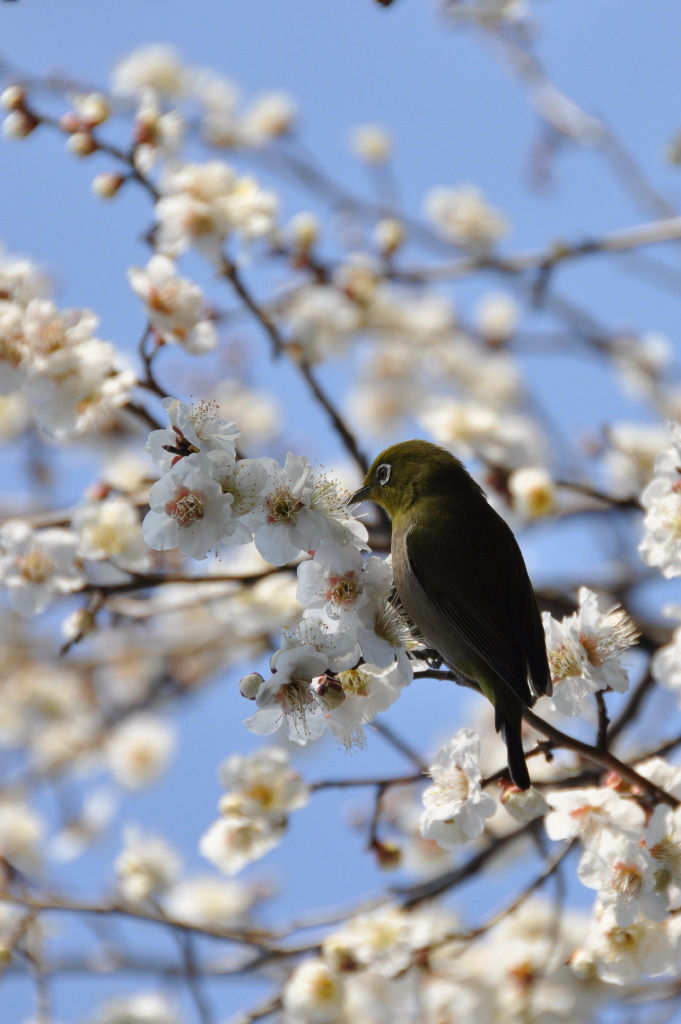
[312,675,345,710]
[372,838,401,870]
[374,217,405,256]
[475,292,519,344]
[60,111,82,134]
[1,85,26,111]
[351,124,392,164]
[500,784,548,822]
[78,92,110,127]
[2,110,36,139]
[240,672,264,700]
[288,212,319,251]
[92,172,125,199]
[67,131,97,157]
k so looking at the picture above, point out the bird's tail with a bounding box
[496,709,531,790]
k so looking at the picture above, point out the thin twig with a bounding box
[297,359,369,475]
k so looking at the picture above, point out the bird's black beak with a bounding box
[349,483,373,506]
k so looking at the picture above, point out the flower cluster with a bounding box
[547,762,681,984]
[244,547,415,747]
[154,159,278,264]
[639,422,681,577]
[113,44,297,151]
[141,400,415,747]
[0,249,133,437]
[143,397,361,563]
[419,729,496,848]
[200,747,309,874]
[128,254,217,354]
[424,184,508,252]
[541,587,639,716]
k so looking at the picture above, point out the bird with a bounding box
[350,439,551,789]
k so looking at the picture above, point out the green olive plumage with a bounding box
[352,439,551,789]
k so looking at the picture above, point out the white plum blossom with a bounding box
[544,787,645,847]
[542,588,639,716]
[115,827,181,903]
[645,804,681,910]
[474,291,519,341]
[501,785,550,823]
[296,541,367,620]
[244,644,332,744]
[19,298,134,436]
[193,71,242,148]
[425,184,508,251]
[218,747,309,822]
[323,904,454,978]
[88,990,182,1024]
[106,714,176,789]
[508,466,556,520]
[350,124,392,164]
[0,521,84,616]
[640,422,681,577]
[283,959,346,1024]
[283,284,361,363]
[420,398,545,469]
[244,618,360,744]
[145,397,239,471]
[241,91,296,143]
[0,248,49,307]
[578,828,661,925]
[355,598,412,671]
[72,497,151,574]
[0,300,27,393]
[131,90,185,173]
[128,255,217,354]
[651,614,681,701]
[207,451,269,539]
[142,452,239,559]
[154,160,278,262]
[0,799,45,871]
[420,729,496,848]
[112,44,191,99]
[164,874,256,928]
[199,813,284,876]
[603,422,670,498]
[252,454,366,565]
[327,661,412,750]
[574,902,678,985]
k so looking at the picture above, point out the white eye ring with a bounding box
[376,463,391,486]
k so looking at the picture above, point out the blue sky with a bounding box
[3,2,681,1020]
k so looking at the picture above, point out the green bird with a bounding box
[350,439,551,790]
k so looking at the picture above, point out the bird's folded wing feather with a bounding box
[405,519,540,706]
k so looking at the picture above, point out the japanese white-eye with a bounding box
[351,439,551,789]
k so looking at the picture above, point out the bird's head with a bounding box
[350,439,482,519]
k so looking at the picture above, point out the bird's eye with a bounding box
[376,463,391,486]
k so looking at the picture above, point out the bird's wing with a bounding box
[404,516,538,708]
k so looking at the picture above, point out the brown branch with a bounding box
[607,671,656,744]
[396,821,537,907]
[311,773,423,792]
[595,692,609,751]
[0,891,280,950]
[297,359,369,476]
[523,708,678,807]
[219,256,285,358]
